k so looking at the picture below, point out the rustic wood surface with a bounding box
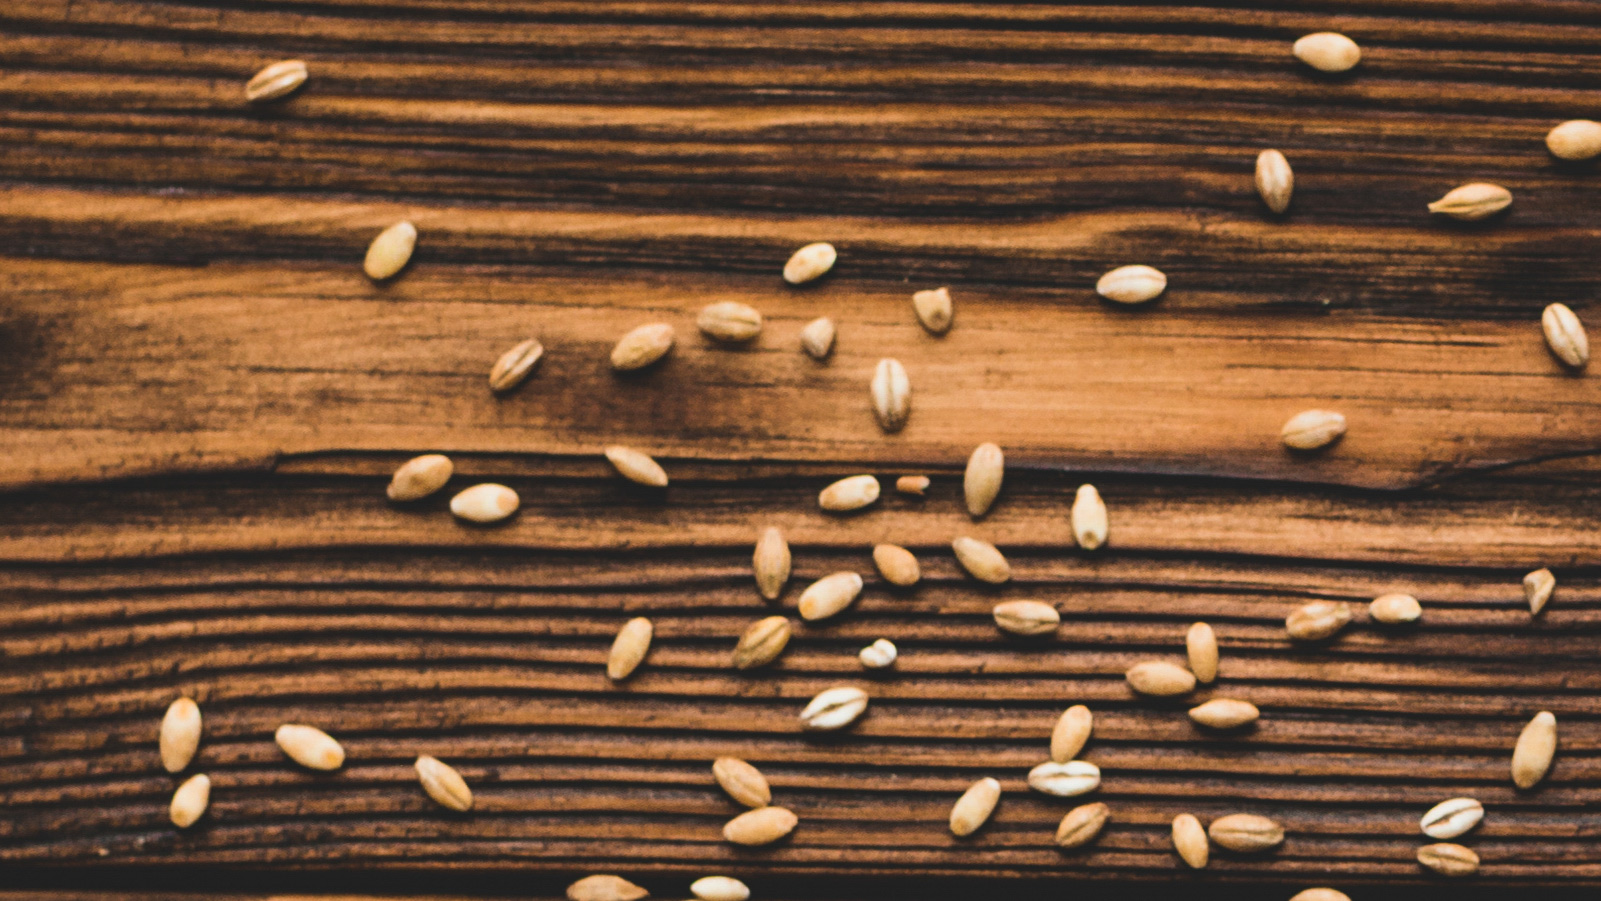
[3,1,1601,897]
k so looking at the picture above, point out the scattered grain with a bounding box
[949,776,1001,836]
[607,617,653,680]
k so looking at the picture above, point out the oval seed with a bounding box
[610,322,676,371]
[449,483,519,523]
[712,757,771,808]
[1290,891,1350,901]
[387,454,453,501]
[1546,119,1601,160]
[952,536,1011,583]
[691,876,750,901]
[797,571,864,621]
[1208,813,1284,852]
[1051,705,1093,764]
[1542,302,1589,368]
[819,474,881,511]
[1027,760,1101,797]
[723,805,798,845]
[859,638,898,669]
[873,544,921,587]
[697,301,763,343]
[160,697,202,774]
[1428,182,1512,220]
[274,724,345,770]
[415,755,473,812]
[1293,32,1361,72]
[1186,622,1218,684]
[245,59,308,102]
[799,316,836,359]
[799,686,869,731]
[1524,567,1556,615]
[732,616,791,670]
[948,776,1001,836]
[783,242,836,284]
[896,474,930,495]
[1370,592,1422,624]
[963,442,1004,517]
[753,527,791,600]
[607,616,653,681]
[604,445,668,488]
[1071,484,1109,550]
[992,600,1060,636]
[567,875,649,901]
[489,338,544,393]
[1172,813,1209,868]
[1420,797,1483,840]
[1286,600,1353,641]
[1096,264,1167,304]
[1281,409,1346,450]
[1255,149,1293,214]
[1512,710,1557,789]
[913,286,954,335]
[1417,842,1479,876]
[169,773,211,828]
[364,221,417,281]
[1055,801,1110,849]
[870,358,911,432]
[1188,698,1260,730]
[1125,660,1196,696]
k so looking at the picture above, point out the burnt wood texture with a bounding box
[2,1,1601,897]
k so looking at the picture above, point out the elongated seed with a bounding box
[1055,801,1110,849]
[364,221,417,281]
[415,755,473,811]
[1208,813,1284,851]
[245,59,308,102]
[607,617,653,680]
[723,805,798,845]
[1293,32,1361,72]
[1542,302,1589,368]
[1172,813,1209,868]
[1255,149,1293,213]
[1547,119,1601,160]
[913,287,954,335]
[1125,661,1196,696]
[1512,710,1557,789]
[1188,698,1260,729]
[1524,567,1555,615]
[169,773,210,828]
[896,474,930,495]
[859,638,898,669]
[275,724,345,770]
[949,776,1001,836]
[605,446,668,488]
[800,316,836,359]
[732,616,791,669]
[992,600,1060,636]
[567,875,649,901]
[690,876,750,901]
[449,483,519,523]
[1281,409,1346,450]
[753,527,791,600]
[799,686,869,730]
[964,443,1004,517]
[873,544,921,587]
[1417,842,1479,876]
[1428,182,1512,220]
[1027,760,1101,797]
[697,301,763,343]
[160,697,202,774]
[1186,622,1218,684]
[712,757,771,808]
[489,338,544,393]
[1051,705,1093,763]
[1370,592,1422,624]
[783,242,836,284]
[951,536,1010,583]
[1071,484,1108,549]
[797,572,864,621]
[819,474,881,511]
[388,454,453,501]
[1286,600,1352,641]
[870,358,911,432]
[1290,890,1351,901]
[1096,264,1167,304]
[1420,797,1483,840]
[611,323,675,371]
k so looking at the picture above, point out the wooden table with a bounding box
[3,2,1599,899]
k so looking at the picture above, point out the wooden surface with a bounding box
[3,1,1601,896]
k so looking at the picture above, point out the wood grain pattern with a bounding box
[3,0,1601,893]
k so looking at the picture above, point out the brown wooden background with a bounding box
[3,1,1601,899]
